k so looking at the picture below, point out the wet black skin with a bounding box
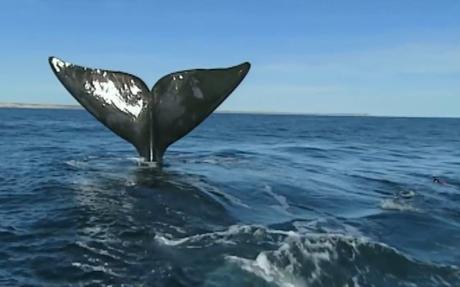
[48,57,250,164]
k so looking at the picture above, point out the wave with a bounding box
[263,184,291,215]
[380,198,419,212]
[155,224,460,287]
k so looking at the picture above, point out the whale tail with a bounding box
[49,56,250,164]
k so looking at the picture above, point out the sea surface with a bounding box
[1,108,460,287]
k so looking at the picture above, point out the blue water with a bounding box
[1,108,460,286]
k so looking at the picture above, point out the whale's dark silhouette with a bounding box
[49,57,250,164]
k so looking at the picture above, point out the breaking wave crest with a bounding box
[156,224,460,287]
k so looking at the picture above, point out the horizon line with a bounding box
[0,102,459,119]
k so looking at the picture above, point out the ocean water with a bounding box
[1,108,460,287]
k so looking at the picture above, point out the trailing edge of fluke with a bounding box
[48,56,250,164]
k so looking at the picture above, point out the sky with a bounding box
[0,0,459,117]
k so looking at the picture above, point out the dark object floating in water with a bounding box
[48,57,250,164]
[432,176,446,185]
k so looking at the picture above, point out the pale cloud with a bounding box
[243,84,341,96]
[225,42,460,116]
[258,42,460,76]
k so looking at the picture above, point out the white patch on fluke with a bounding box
[190,77,204,99]
[84,79,143,117]
[129,84,142,95]
[191,85,204,99]
[51,58,71,72]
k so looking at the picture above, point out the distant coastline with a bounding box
[217,110,369,117]
[5,103,459,118]
[0,102,370,117]
[0,102,82,110]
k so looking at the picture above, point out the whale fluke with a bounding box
[49,56,250,164]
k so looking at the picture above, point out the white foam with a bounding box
[264,184,291,214]
[155,222,187,234]
[229,232,375,286]
[155,224,453,286]
[380,199,419,212]
[399,190,416,199]
[226,253,305,287]
[137,158,159,168]
[71,261,121,278]
[75,241,122,261]
[184,176,249,208]
[155,234,190,246]
[155,224,262,247]
[65,159,89,168]
[198,155,242,165]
